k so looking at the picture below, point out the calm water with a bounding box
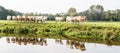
[0,37,120,53]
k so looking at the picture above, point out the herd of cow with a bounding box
[7,15,86,24]
[7,15,47,23]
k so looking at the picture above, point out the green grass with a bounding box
[84,22,120,28]
[1,20,120,27]
[1,20,120,40]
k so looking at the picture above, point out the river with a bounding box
[0,37,119,53]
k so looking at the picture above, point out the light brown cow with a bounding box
[73,16,86,24]
[16,15,22,22]
[55,39,63,45]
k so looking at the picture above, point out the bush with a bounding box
[2,27,14,33]
[18,27,30,34]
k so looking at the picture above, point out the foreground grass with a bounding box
[0,20,120,40]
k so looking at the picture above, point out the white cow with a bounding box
[12,16,17,21]
[66,16,73,23]
[35,16,47,23]
[28,16,35,22]
[42,16,48,23]
[35,16,43,23]
[7,15,12,21]
[55,17,63,23]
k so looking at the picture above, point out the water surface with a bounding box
[0,37,119,53]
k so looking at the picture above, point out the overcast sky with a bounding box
[0,0,120,14]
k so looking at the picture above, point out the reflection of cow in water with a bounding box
[66,40,86,51]
[74,42,86,51]
[6,37,10,43]
[6,37,86,51]
[66,40,75,49]
[6,37,47,46]
[55,39,63,45]
[38,38,47,46]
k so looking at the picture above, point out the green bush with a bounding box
[18,27,30,34]
[2,27,14,33]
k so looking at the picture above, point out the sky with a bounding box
[0,0,120,14]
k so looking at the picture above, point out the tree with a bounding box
[67,8,77,17]
[0,6,23,20]
[116,9,120,21]
[88,5,104,21]
[47,14,55,21]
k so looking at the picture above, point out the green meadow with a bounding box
[0,20,120,41]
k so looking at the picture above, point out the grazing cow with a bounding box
[30,16,36,22]
[66,16,73,23]
[7,15,12,21]
[16,15,22,22]
[22,15,27,22]
[12,16,17,21]
[55,17,63,23]
[27,16,33,22]
[7,15,47,23]
[42,16,48,23]
[35,16,43,23]
[73,16,86,24]
[35,16,47,23]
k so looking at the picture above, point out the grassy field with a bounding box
[0,20,120,40]
[1,20,120,27]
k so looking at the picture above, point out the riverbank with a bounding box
[0,20,120,40]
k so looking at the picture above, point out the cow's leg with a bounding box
[41,20,43,24]
[55,20,57,23]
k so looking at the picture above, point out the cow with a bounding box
[43,16,48,23]
[35,16,43,23]
[12,16,17,21]
[73,16,86,24]
[22,15,27,22]
[66,16,73,23]
[30,16,36,22]
[16,15,22,22]
[55,17,63,23]
[35,16,47,24]
[7,15,12,21]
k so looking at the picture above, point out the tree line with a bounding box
[0,6,22,20]
[80,5,120,21]
[0,5,120,21]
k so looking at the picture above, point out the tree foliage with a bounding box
[67,8,77,17]
[0,6,23,20]
[1,5,120,21]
